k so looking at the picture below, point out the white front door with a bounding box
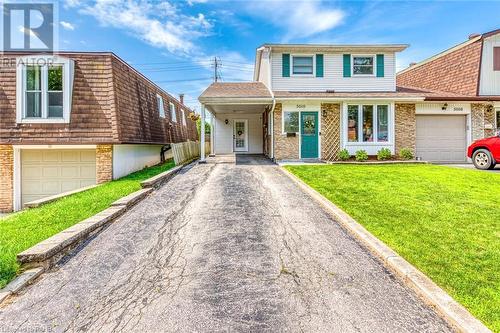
[233,119,248,152]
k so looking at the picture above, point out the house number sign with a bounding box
[296,104,306,109]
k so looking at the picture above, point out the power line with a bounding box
[155,77,212,83]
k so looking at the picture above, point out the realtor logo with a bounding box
[1,2,57,52]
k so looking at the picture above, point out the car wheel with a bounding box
[472,149,493,170]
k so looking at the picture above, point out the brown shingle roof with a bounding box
[199,82,272,99]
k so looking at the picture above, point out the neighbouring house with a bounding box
[198,29,500,164]
[0,52,198,212]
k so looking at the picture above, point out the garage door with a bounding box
[21,149,97,205]
[416,115,467,163]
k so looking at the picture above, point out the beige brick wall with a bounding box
[471,103,496,140]
[395,103,416,155]
[321,103,341,161]
[96,145,113,183]
[273,103,300,160]
[0,145,14,212]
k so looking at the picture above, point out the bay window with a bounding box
[346,104,391,143]
[17,56,74,123]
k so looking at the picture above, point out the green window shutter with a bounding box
[315,54,324,77]
[343,54,351,77]
[376,54,384,77]
[282,54,290,77]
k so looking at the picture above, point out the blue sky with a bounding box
[57,0,500,111]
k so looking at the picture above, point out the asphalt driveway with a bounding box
[0,155,452,332]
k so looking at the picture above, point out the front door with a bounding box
[301,112,319,158]
[234,119,248,152]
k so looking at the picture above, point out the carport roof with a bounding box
[199,82,272,101]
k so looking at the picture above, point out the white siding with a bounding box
[214,113,263,154]
[271,52,396,92]
[479,34,500,95]
[257,49,271,89]
[113,144,167,179]
[416,103,471,114]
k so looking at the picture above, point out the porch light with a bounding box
[225,119,229,125]
[442,103,448,110]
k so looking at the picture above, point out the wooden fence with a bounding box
[171,141,211,165]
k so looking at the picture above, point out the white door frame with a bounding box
[233,119,249,152]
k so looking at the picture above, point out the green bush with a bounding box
[377,148,392,161]
[399,148,414,160]
[338,149,350,161]
[355,150,368,162]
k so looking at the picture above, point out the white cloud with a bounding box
[60,21,75,31]
[75,0,213,55]
[245,0,345,41]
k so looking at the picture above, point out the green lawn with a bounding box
[285,164,499,332]
[0,160,175,289]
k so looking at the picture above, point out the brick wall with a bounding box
[321,103,341,161]
[96,145,113,183]
[395,104,416,155]
[471,103,496,140]
[0,145,13,212]
[397,39,482,96]
[273,103,299,160]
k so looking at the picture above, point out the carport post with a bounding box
[200,104,206,163]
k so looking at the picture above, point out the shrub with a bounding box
[377,148,392,161]
[338,149,350,161]
[355,150,368,162]
[399,148,414,160]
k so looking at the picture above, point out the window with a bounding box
[377,105,389,142]
[283,111,299,133]
[347,104,390,143]
[347,105,359,142]
[496,108,500,130]
[181,108,187,126]
[169,102,177,122]
[17,55,74,123]
[494,47,500,71]
[157,95,165,118]
[353,56,374,75]
[292,56,313,75]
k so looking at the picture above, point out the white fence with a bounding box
[171,141,211,165]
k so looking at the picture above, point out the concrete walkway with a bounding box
[0,155,452,332]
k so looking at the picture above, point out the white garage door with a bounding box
[21,149,97,205]
[416,115,467,163]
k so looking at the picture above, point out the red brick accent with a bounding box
[96,145,113,183]
[397,39,482,96]
[0,145,14,212]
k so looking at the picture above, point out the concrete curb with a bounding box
[23,184,99,208]
[0,268,44,306]
[140,165,183,188]
[279,166,491,333]
[111,188,153,208]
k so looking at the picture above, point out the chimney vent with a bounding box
[469,33,480,40]
[409,62,417,67]
[179,94,184,105]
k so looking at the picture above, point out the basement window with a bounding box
[17,55,74,123]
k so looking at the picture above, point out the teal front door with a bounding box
[301,112,319,158]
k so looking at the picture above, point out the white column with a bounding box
[210,113,215,156]
[200,104,206,162]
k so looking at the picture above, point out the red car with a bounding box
[467,134,500,170]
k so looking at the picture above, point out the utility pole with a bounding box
[213,57,221,82]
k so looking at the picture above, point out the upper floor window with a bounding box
[169,101,177,122]
[347,104,389,143]
[17,55,74,123]
[181,108,187,126]
[157,94,165,118]
[352,56,374,76]
[494,47,500,71]
[292,56,314,75]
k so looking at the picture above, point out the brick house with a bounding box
[0,52,198,212]
[198,32,500,163]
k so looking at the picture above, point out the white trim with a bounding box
[13,144,97,149]
[16,55,74,124]
[351,54,376,77]
[233,119,249,152]
[13,147,21,212]
[291,54,315,77]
